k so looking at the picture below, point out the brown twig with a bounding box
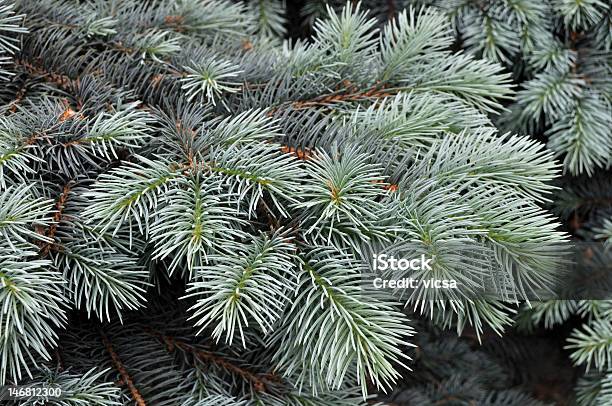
[387,0,396,20]
[370,179,399,192]
[39,183,72,256]
[164,15,185,26]
[263,83,396,118]
[291,85,395,110]
[101,331,147,406]
[280,145,313,160]
[58,99,85,123]
[144,328,269,392]
[9,84,28,113]
[15,59,78,90]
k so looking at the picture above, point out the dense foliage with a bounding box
[1,0,608,404]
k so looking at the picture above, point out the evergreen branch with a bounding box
[594,219,612,244]
[459,7,520,63]
[0,247,66,384]
[148,173,247,274]
[554,0,610,30]
[207,141,303,217]
[128,29,181,64]
[83,155,182,237]
[575,369,612,406]
[399,51,514,114]
[546,93,612,175]
[312,3,378,76]
[420,128,559,202]
[55,245,148,322]
[294,147,391,250]
[566,319,612,371]
[517,69,584,120]
[470,188,568,300]
[0,1,27,54]
[378,6,453,81]
[271,247,415,396]
[347,92,492,149]
[527,300,578,329]
[168,0,255,38]
[0,184,54,249]
[186,230,296,347]
[528,40,577,72]
[60,104,153,159]
[0,0,582,401]
[0,116,41,188]
[206,108,282,146]
[180,58,243,105]
[248,0,288,38]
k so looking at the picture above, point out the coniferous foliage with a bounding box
[0,0,582,405]
[380,1,611,404]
